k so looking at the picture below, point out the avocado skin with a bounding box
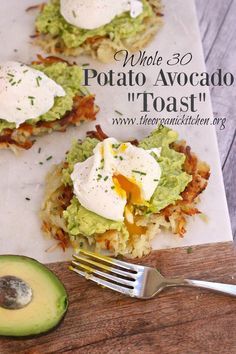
[0,255,68,337]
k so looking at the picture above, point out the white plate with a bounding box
[0,0,232,263]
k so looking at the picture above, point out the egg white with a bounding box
[60,0,143,30]
[0,61,65,127]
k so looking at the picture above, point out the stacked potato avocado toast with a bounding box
[0,56,98,151]
[41,125,210,258]
[33,0,163,62]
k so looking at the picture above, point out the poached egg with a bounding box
[0,61,65,127]
[60,0,143,30]
[71,138,161,223]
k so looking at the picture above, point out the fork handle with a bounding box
[164,278,236,297]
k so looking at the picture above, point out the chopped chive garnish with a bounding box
[78,88,86,97]
[112,143,120,149]
[82,63,89,67]
[23,70,28,74]
[11,82,16,86]
[38,147,41,154]
[104,176,108,181]
[36,76,42,87]
[119,156,123,161]
[39,162,43,165]
[16,107,21,111]
[97,174,102,181]
[115,110,123,116]
[28,96,35,106]
[17,79,22,84]
[72,10,76,18]
[7,73,14,77]
[25,197,31,201]
[46,156,52,161]
[153,179,159,182]
[111,186,115,190]
[132,170,147,176]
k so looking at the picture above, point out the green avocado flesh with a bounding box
[0,62,85,133]
[62,127,192,239]
[0,255,68,337]
[36,0,153,49]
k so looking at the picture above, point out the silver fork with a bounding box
[69,249,236,299]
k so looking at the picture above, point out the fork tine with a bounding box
[72,260,135,287]
[75,249,142,272]
[72,254,137,279]
[69,265,134,296]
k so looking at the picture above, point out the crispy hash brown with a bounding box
[32,0,163,63]
[40,125,210,257]
[0,56,98,152]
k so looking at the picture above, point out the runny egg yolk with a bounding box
[125,220,147,236]
[118,143,128,153]
[112,174,143,205]
[112,174,147,235]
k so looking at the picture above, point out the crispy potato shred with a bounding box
[31,54,71,65]
[42,185,73,251]
[0,56,98,151]
[26,3,45,13]
[40,125,210,253]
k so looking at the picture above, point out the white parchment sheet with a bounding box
[0,0,232,262]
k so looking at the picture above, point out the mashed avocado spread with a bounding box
[63,127,192,238]
[0,62,85,132]
[36,0,153,49]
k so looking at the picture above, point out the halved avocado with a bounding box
[0,255,68,337]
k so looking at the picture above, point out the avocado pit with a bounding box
[0,275,32,310]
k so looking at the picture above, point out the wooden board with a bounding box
[196,0,236,237]
[1,242,236,354]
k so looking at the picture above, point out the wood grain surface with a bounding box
[196,0,236,237]
[1,242,236,354]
